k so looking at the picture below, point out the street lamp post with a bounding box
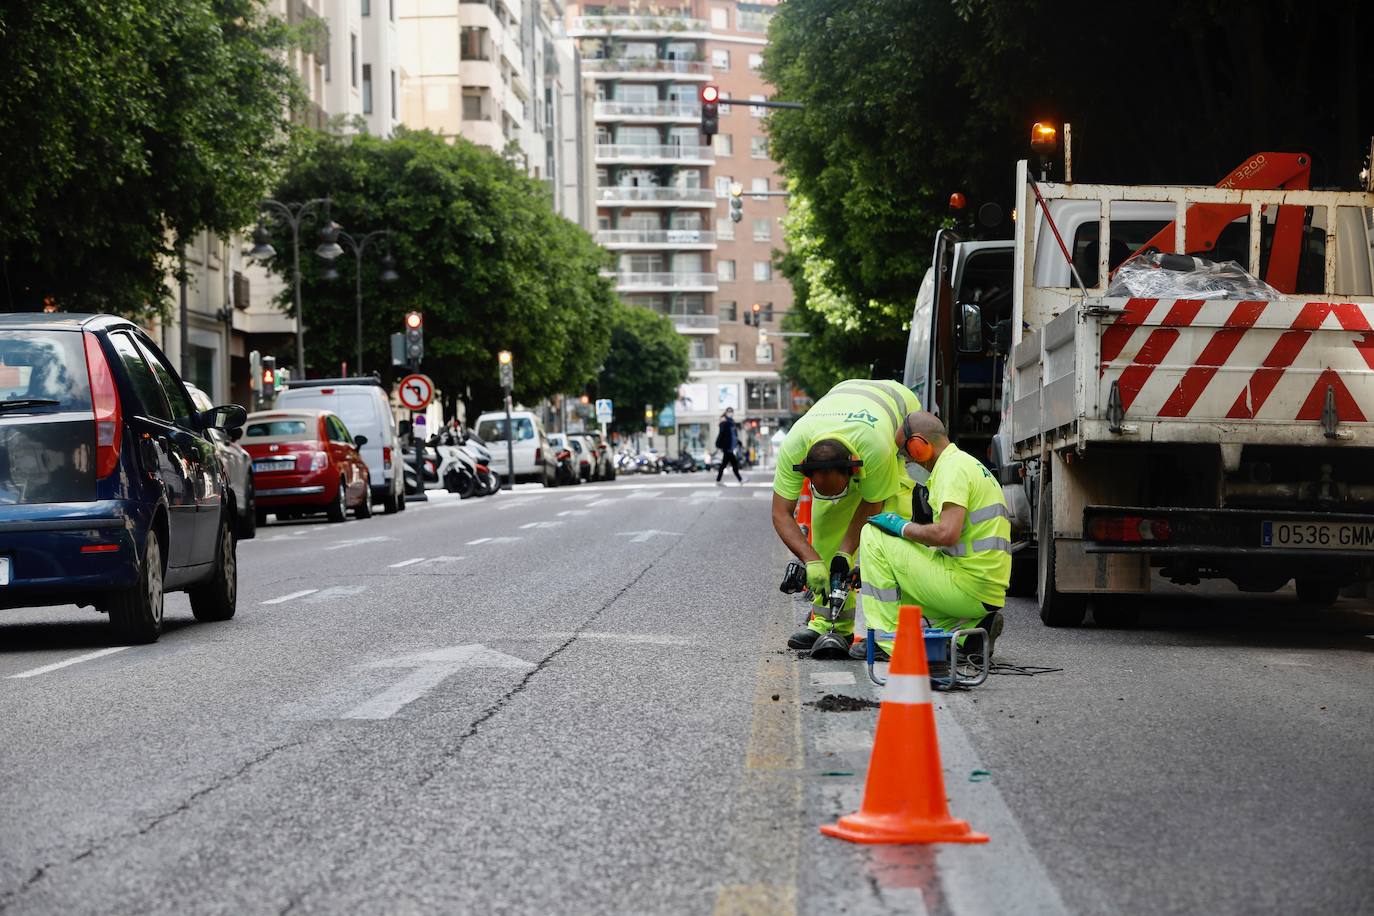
[331,230,398,376]
[498,350,515,491]
[247,198,343,379]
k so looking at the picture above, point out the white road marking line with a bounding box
[8,646,131,680]
[560,494,597,502]
[466,536,522,545]
[587,498,621,508]
[324,536,394,551]
[342,645,534,720]
[466,537,492,545]
[262,589,318,605]
[520,521,563,529]
[557,509,590,517]
[389,558,426,568]
[626,490,661,499]
[810,672,856,686]
[303,585,368,604]
[615,529,682,543]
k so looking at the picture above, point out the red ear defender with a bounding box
[902,416,934,463]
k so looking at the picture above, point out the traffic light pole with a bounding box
[502,387,514,491]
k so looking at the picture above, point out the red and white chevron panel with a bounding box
[1097,298,1374,423]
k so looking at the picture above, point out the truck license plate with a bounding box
[1262,520,1374,550]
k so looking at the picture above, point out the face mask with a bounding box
[810,480,851,501]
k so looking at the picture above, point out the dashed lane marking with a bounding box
[324,536,394,551]
[389,558,426,568]
[465,536,522,545]
[587,498,621,508]
[302,585,368,604]
[7,647,132,680]
[560,494,597,502]
[520,521,563,529]
[262,589,318,605]
[557,510,590,517]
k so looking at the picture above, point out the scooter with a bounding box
[437,442,480,498]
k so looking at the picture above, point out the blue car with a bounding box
[0,314,246,642]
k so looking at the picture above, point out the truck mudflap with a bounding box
[1082,505,1374,558]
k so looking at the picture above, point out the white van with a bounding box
[277,378,406,512]
[475,409,557,486]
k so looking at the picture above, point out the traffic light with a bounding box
[404,311,424,362]
[728,181,744,224]
[261,355,276,390]
[700,85,719,138]
[750,302,762,326]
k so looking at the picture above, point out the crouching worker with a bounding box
[858,411,1010,661]
[770,380,920,653]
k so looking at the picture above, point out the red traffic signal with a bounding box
[404,311,423,330]
[701,85,719,104]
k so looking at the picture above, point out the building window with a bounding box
[711,7,729,29]
[752,218,771,242]
[748,53,763,72]
[391,69,397,118]
[361,0,370,15]
[462,92,487,120]
[351,34,359,88]
[749,94,765,117]
[750,136,768,159]
[715,217,734,241]
[712,49,730,70]
[714,133,732,156]
[720,343,738,363]
[461,27,489,61]
[714,176,731,198]
[719,92,731,116]
[362,64,373,113]
[747,379,781,409]
[750,177,770,199]
[753,260,771,281]
[718,301,737,321]
[717,260,736,281]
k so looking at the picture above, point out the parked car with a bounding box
[568,435,594,481]
[276,378,405,513]
[0,314,245,642]
[185,383,255,540]
[243,409,372,524]
[475,409,557,486]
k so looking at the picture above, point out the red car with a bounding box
[243,409,372,525]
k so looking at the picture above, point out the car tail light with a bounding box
[535,448,542,463]
[383,446,392,470]
[83,333,122,479]
[310,451,329,471]
[80,543,121,554]
[1089,516,1171,542]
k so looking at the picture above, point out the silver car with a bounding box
[186,384,256,540]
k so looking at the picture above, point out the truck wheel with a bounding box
[189,513,237,622]
[1295,577,1339,607]
[1037,483,1086,627]
[105,529,164,643]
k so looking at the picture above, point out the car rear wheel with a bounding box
[105,529,164,644]
[237,482,257,541]
[189,513,237,622]
[326,479,348,522]
[354,479,373,519]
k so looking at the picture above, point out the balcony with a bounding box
[596,186,716,208]
[689,357,720,372]
[672,314,721,334]
[615,271,718,293]
[568,15,711,38]
[581,58,711,80]
[596,229,715,249]
[595,144,713,165]
[594,100,701,123]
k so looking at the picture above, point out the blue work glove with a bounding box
[805,560,828,595]
[867,512,911,539]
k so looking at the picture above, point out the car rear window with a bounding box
[478,417,534,442]
[0,330,92,410]
[245,419,311,439]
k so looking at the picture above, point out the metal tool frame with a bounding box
[865,626,990,690]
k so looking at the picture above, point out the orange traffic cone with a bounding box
[821,604,988,845]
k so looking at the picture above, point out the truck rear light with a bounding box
[1089,516,1171,542]
[383,446,392,470]
[83,333,122,479]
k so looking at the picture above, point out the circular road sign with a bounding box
[398,374,434,411]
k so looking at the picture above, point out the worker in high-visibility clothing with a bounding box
[771,379,921,651]
[859,411,1010,661]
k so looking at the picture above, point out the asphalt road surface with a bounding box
[2,475,1372,915]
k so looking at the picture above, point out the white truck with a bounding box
[906,155,1374,625]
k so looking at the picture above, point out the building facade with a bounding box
[566,0,791,459]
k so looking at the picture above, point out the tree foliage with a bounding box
[595,301,690,433]
[0,0,299,314]
[266,129,619,416]
[763,0,1372,396]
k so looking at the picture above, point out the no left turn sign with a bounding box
[398,374,434,411]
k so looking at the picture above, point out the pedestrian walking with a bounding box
[715,408,745,484]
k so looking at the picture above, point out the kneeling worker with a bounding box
[771,379,921,653]
[859,411,1010,661]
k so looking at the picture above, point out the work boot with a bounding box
[979,610,1004,659]
[787,628,820,650]
[848,640,889,662]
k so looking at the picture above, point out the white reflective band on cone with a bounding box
[883,673,933,705]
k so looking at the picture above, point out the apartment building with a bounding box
[566,0,791,458]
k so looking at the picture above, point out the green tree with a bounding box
[596,302,690,434]
[265,129,618,416]
[0,0,299,315]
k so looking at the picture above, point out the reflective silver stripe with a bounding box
[834,382,900,429]
[968,503,1012,524]
[940,543,968,557]
[971,536,1012,553]
[860,582,901,603]
[883,673,933,705]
